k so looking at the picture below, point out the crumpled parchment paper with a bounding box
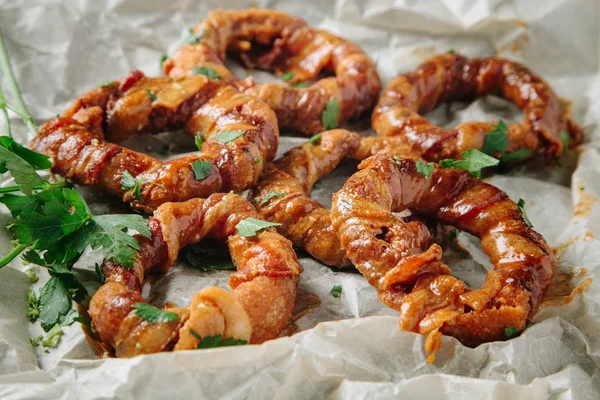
[0,0,599,398]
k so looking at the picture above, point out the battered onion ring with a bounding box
[88,193,302,357]
[251,129,424,267]
[372,53,583,161]
[164,8,381,134]
[30,70,278,212]
[331,154,554,353]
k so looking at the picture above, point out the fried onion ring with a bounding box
[331,154,554,350]
[372,53,583,161]
[30,70,278,212]
[88,193,302,357]
[164,8,381,134]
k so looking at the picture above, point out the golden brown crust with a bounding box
[372,53,583,160]
[30,71,278,212]
[88,193,303,357]
[331,154,555,348]
[164,9,381,134]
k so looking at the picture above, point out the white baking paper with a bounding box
[0,0,599,398]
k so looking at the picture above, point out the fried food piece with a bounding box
[251,129,422,267]
[88,193,302,357]
[30,71,278,212]
[331,154,555,350]
[372,53,583,161]
[164,9,381,134]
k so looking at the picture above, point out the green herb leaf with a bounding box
[517,199,533,228]
[439,149,500,178]
[500,148,532,163]
[0,145,45,195]
[449,228,459,242]
[181,28,206,45]
[330,285,343,298]
[321,97,340,130]
[145,88,158,101]
[120,171,144,200]
[0,194,41,218]
[292,82,307,88]
[504,326,520,340]
[181,241,236,272]
[235,217,282,237]
[160,54,168,68]
[40,324,63,348]
[447,49,456,55]
[195,133,204,151]
[190,160,213,180]
[481,120,508,157]
[101,81,115,88]
[133,303,178,323]
[415,161,434,178]
[192,66,220,80]
[88,214,150,268]
[308,133,322,145]
[559,130,571,153]
[280,72,294,81]
[253,156,260,164]
[215,130,245,143]
[259,190,286,205]
[27,289,40,322]
[0,137,52,170]
[59,308,78,326]
[191,331,248,349]
[38,277,71,331]
[26,268,39,283]
[95,263,105,284]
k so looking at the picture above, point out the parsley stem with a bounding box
[0,86,12,138]
[0,181,64,194]
[0,30,37,137]
[0,243,26,269]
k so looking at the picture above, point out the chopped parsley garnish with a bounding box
[447,49,456,55]
[449,228,459,241]
[258,190,286,205]
[41,324,64,348]
[235,217,282,237]
[415,160,434,178]
[192,66,220,80]
[253,156,261,164]
[559,130,571,151]
[145,88,157,101]
[120,171,144,200]
[101,81,116,88]
[500,148,532,163]
[190,331,248,349]
[517,199,533,228]
[215,130,245,143]
[195,133,204,151]
[27,289,39,322]
[330,285,343,298]
[160,54,167,68]
[321,97,340,130]
[281,72,294,81]
[26,268,39,283]
[439,149,499,178]
[181,28,206,45]
[133,303,178,323]
[481,120,509,157]
[95,263,105,284]
[292,82,308,88]
[308,133,322,145]
[504,326,520,339]
[190,160,212,180]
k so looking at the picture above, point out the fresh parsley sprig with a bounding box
[440,149,499,178]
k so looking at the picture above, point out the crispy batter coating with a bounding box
[331,154,555,350]
[251,129,422,267]
[164,9,381,134]
[88,193,302,357]
[372,53,583,160]
[30,71,278,212]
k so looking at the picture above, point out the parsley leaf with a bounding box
[0,145,45,195]
[181,28,206,45]
[504,326,520,339]
[258,190,286,205]
[133,303,178,323]
[160,54,167,68]
[181,241,236,272]
[195,133,204,151]
[0,137,52,170]
[95,263,105,284]
[321,97,340,130]
[27,289,39,322]
[190,160,212,180]
[235,217,282,237]
[145,88,157,101]
[447,49,456,55]
[192,66,220,80]
[26,268,39,283]
[308,133,322,145]
[415,161,434,178]
[292,82,307,88]
[481,120,508,157]
[559,130,571,152]
[190,331,248,349]
[38,276,71,331]
[500,148,532,163]
[253,156,260,164]
[330,285,343,298]
[215,130,245,143]
[120,171,144,201]
[281,72,294,81]
[88,214,150,268]
[100,81,115,88]
[517,199,533,228]
[40,324,63,348]
[439,149,499,178]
